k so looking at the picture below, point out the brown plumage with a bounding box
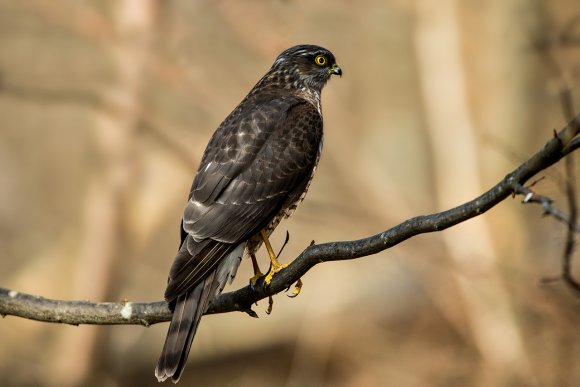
[155,44,341,383]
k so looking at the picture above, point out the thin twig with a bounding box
[511,183,580,232]
[542,33,580,293]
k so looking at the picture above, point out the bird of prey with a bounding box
[155,44,341,383]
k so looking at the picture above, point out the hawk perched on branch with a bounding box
[155,44,342,382]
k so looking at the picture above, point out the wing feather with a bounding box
[183,101,323,245]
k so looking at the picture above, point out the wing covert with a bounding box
[183,100,323,245]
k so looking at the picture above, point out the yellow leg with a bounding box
[261,230,303,297]
[261,230,288,285]
[248,252,264,287]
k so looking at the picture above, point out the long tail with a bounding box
[155,243,243,383]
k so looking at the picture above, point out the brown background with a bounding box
[1,1,580,386]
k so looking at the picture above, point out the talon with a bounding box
[266,295,274,315]
[287,278,303,298]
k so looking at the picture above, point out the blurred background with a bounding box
[1,0,580,386]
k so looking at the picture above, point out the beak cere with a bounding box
[329,63,342,77]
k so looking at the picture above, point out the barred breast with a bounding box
[245,135,323,257]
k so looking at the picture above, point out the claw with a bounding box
[277,231,290,257]
[287,278,303,298]
[265,295,274,315]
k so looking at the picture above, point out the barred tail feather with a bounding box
[155,244,243,383]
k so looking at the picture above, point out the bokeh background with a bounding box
[1,0,580,386]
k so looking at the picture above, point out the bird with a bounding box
[155,44,342,383]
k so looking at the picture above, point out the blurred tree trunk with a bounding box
[414,0,536,385]
[48,2,155,386]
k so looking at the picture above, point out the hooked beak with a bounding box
[328,63,342,77]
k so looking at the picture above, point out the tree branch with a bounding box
[1,114,580,326]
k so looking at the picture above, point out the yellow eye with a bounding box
[314,55,327,66]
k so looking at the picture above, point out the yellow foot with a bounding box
[258,229,304,302]
[264,262,289,285]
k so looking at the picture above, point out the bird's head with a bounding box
[268,44,342,92]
